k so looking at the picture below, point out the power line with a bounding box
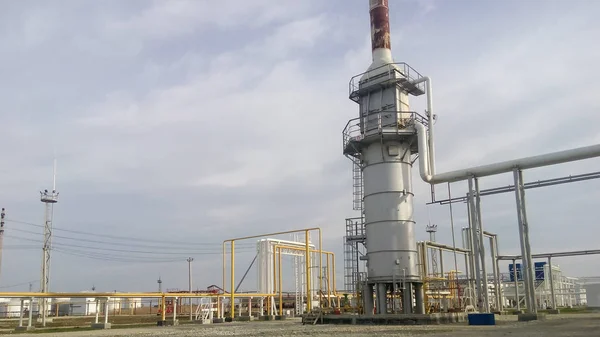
[7,227,255,251]
[6,219,252,247]
[53,248,185,263]
[0,280,38,289]
[5,234,256,256]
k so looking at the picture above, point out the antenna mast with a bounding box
[0,208,5,284]
[39,159,59,327]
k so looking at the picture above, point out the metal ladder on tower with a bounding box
[352,161,364,211]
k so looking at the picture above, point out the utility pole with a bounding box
[187,257,194,321]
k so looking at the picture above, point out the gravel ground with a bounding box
[13,314,600,337]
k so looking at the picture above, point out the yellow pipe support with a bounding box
[222,227,322,318]
[326,254,331,307]
[278,246,283,315]
[0,292,276,299]
[319,231,322,310]
[305,230,311,312]
[161,295,166,322]
[230,241,235,318]
[273,244,277,314]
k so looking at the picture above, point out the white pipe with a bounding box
[415,120,600,184]
[415,121,433,182]
[411,77,435,175]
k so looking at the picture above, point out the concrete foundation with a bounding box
[305,313,466,325]
[194,319,212,324]
[234,316,254,322]
[259,315,275,321]
[547,309,560,315]
[518,313,547,322]
[91,323,112,329]
[212,318,225,323]
[274,315,286,320]
[15,326,35,332]
[36,318,53,323]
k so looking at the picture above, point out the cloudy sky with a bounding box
[0,0,599,294]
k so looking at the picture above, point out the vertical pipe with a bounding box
[513,259,520,310]
[461,229,470,307]
[548,257,556,309]
[278,247,283,316]
[489,236,499,311]
[221,243,225,314]
[331,253,337,297]
[447,183,459,307]
[376,283,387,314]
[95,300,99,323]
[104,300,109,325]
[173,298,177,323]
[318,230,323,310]
[474,178,489,312]
[305,230,311,312]
[513,168,534,313]
[188,258,193,321]
[363,283,374,315]
[230,241,235,319]
[439,249,444,278]
[494,235,503,312]
[403,283,413,314]
[415,283,425,314]
[517,170,537,313]
[466,221,476,304]
[28,298,33,328]
[273,245,277,315]
[18,299,24,327]
[326,254,331,307]
[467,178,482,311]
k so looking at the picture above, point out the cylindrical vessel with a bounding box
[362,140,419,282]
[369,0,391,51]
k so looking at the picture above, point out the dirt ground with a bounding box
[12,314,600,337]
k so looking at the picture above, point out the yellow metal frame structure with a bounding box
[0,292,273,323]
[272,244,340,314]
[222,227,322,319]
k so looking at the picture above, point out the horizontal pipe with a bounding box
[463,227,496,240]
[430,170,600,205]
[0,292,278,299]
[424,241,470,254]
[497,249,600,260]
[416,120,600,184]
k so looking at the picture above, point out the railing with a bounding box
[342,111,429,155]
[348,62,425,102]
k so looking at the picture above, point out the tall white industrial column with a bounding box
[343,0,427,315]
